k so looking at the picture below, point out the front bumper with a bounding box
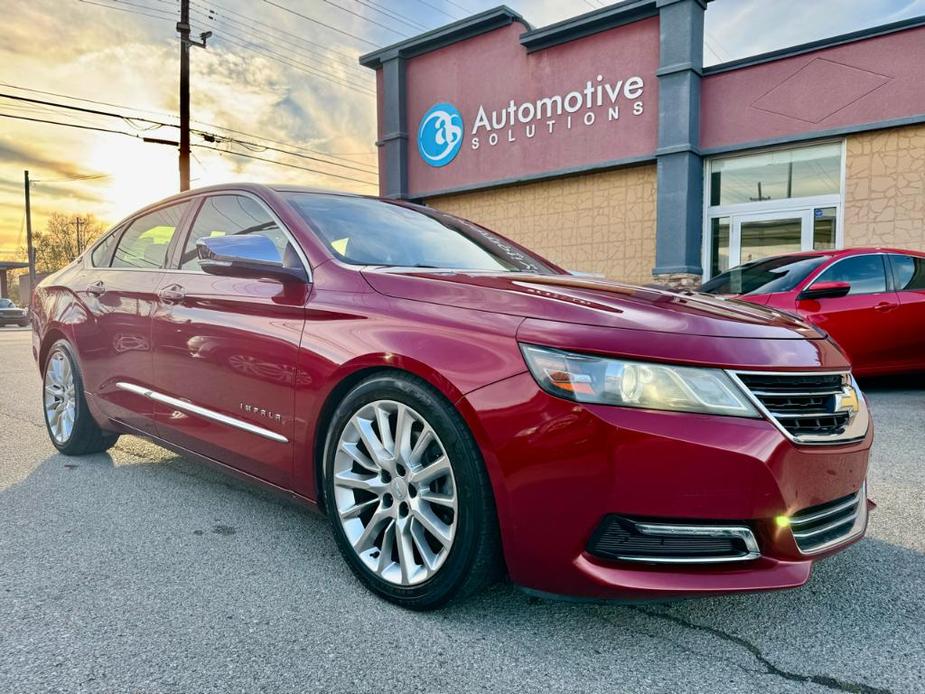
[459,372,872,601]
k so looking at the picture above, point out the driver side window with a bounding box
[180,195,291,271]
[812,255,887,295]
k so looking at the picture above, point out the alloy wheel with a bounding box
[44,351,77,444]
[332,399,458,586]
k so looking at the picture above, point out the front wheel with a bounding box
[323,373,501,610]
[43,340,119,455]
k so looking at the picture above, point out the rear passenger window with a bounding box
[812,255,887,295]
[179,195,290,271]
[111,202,190,269]
[90,228,121,267]
[891,254,925,291]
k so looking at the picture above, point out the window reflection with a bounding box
[710,143,841,206]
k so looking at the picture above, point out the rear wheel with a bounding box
[43,340,119,455]
[323,373,501,610]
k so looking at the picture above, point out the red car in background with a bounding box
[31,185,872,609]
[702,248,925,377]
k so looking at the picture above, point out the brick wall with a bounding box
[425,164,658,284]
[845,123,925,251]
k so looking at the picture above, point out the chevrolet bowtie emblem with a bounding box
[835,386,860,414]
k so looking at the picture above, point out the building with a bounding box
[359,1,925,287]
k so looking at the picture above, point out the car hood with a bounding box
[361,270,823,340]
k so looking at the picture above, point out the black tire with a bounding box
[323,372,502,610]
[42,340,119,456]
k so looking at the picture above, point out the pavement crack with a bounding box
[631,607,893,694]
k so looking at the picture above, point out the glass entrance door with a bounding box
[728,209,813,269]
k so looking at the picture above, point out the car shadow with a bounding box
[0,438,920,692]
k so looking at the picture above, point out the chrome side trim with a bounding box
[789,491,860,527]
[115,381,288,444]
[615,523,760,564]
[728,370,870,446]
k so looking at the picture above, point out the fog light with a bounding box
[775,515,791,529]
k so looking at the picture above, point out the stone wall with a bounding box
[844,123,925,251]
[425,165,658,284]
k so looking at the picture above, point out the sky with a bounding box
[1,0,924,258]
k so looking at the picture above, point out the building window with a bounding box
[703,142,844,280]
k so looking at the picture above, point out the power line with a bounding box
[0,112,150,138]
[0,81,377,173]
[194,0,358,62]
[441,0,474,14]
[354,0,428,33]
[212,32,375,97]
[316,0,411,39]
[191,4,371,79]
[262,0,380,48]
[411,0,466,20]
[193,143,377,186]
[1,92,376,174]
[78,0,373,97]
[187,7,374,93]
[1,111,378,187]
[197,132,379,175]
[77,0,176,23]
[0,92,176,130]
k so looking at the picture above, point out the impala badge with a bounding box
[239,402,283,424]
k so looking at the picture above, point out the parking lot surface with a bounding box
[0,326,923,693]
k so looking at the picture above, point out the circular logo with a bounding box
[417,102,463,167]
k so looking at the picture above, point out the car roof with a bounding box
[105,183,377,231]
[749,247,925,263]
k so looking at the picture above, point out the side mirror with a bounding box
[197,235,308,284]
[797,280,851,301]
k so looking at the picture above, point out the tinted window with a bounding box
[111,203,189,269]
[813,255,887,295]
[0,298,12,308]
[179,195,291,270]
[91,228,120,267]
[891,254,925,291]
[701,255,829,295]
[286,193,556,274]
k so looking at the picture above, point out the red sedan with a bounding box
[702,248,925,376]
[32,185,871,609]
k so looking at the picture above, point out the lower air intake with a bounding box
[587,516,760,564]
[790,486,866,554]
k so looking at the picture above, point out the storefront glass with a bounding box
[704,142,844,280]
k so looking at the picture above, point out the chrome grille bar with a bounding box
[728,370,870,445]
[789,484,867,554]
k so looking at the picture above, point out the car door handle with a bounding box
[158,285,186,304]
[874,301,898,312]
[86,281,106,296]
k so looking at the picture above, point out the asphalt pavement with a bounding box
[0,325,923,693]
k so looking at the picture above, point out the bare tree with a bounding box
[33,213,107,274]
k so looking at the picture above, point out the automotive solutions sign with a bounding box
[418,74,646,168]
[405,16,659,194]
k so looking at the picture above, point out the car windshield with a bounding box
[0,298,13,308]
[285,193,557,274]
[701,255,831,295]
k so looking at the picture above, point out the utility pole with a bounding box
[176,0,211,192]
[74,216,83,256]
[24,170,35,290]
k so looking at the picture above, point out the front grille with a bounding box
[587,516,759,564]
[790,486,865,553]
[733,371,867,444]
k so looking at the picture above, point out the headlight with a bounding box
[520,344,760,417]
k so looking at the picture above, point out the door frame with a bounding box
[728,208,813,269]
[701,139,847,281]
